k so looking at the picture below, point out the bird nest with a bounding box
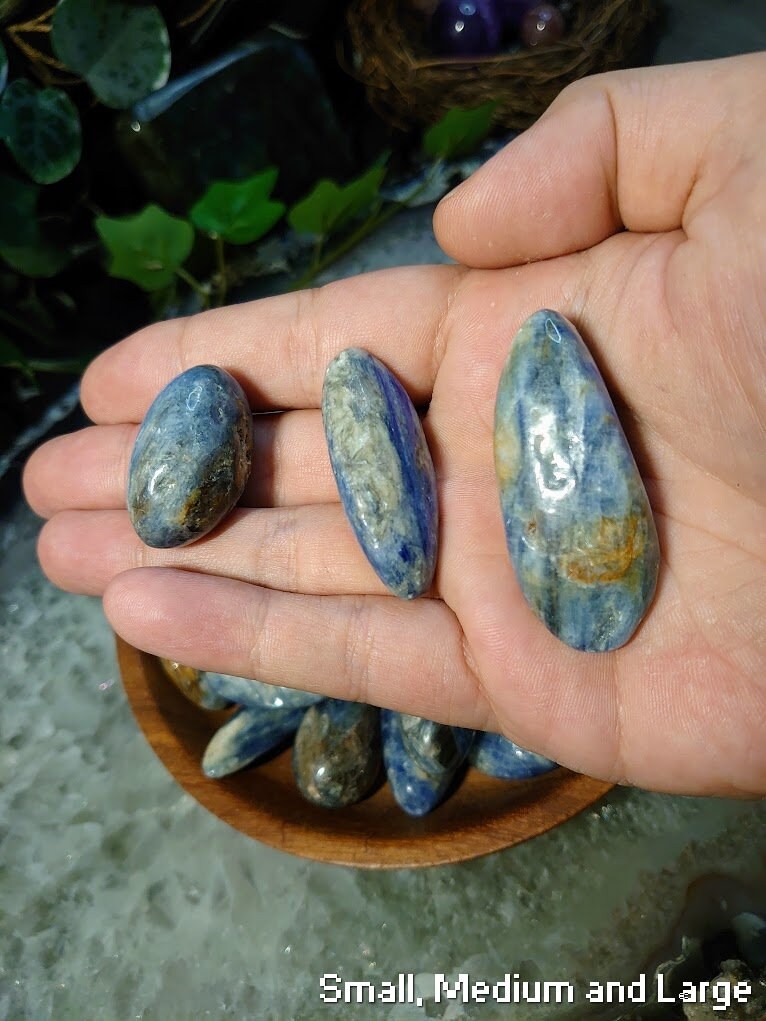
[344,0,661,130]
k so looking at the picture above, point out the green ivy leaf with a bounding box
[0,242,71,277]
[0,40,8,98]
[0,79,82,184]
[0,173,40,247]
[423,102,497,161]
[288,163,388,238]
[96,204,194,291]
[190,168,286,245]
[52,0,171,110]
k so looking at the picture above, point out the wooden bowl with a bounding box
[118,637,614,869]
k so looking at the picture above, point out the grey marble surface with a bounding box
[3,9,766,1019]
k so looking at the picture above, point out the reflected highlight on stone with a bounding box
[469,732,557,780]
[382,712,474,817]
[128,364,253,548]
[322,348,437,599]
[293,700,381,808]
[494,310,659,651]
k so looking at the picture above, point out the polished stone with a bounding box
[292,700,381,808]
[469,732,558,779]
[399,715,473,774]
[158,658,231,711]
[128,365,253,548]
[202,705,304,779]
[494,310,660,651]
[381,711,474,816]
[322,348,438,599]
[205,672,324,710]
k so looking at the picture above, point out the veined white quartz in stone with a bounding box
[3,202,766,1021]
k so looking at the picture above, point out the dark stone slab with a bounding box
[117,33,354,211]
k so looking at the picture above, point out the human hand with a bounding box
[24,54,766,797]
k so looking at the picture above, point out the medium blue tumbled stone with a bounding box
[322,348,437,599]
[204,672,324,710]
[293,700,381,808]
[381,711,474,817]
[128,364,253,548]
[202,704,305,778]
[469,732,558,780]
[494,310,659,651]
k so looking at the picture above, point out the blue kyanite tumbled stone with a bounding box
[494,310,659,651]
[322,348,437,599]
[293,700,381,808]
[202,704,305,779]
[127,364,253,548]
[469,732,558,780]
[158,658,231,710]
[381,711,474,817]
[205,672,324,710]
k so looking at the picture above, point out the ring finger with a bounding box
[23,409,337,519]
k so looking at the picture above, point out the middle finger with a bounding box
[37,504,395,598]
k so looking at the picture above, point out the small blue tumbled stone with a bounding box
[204,672,324,710]
[469,732,558,780]
[494,310,659,651]
[322,348,437,599]
[381,711,474,817]
[293,700,381,808]
[128,365,253,548]
[202,704,305,778]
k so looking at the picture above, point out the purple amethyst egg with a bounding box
[431,0,503,56]
[520,3,566,47]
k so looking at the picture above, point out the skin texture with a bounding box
[23,55,766,797]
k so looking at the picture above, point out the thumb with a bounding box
[433,53,766,267]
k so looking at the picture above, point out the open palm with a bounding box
[25,55,766,796]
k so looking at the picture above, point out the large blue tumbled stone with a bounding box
[381,711,474,817]
[293,700,381,808]
[204,672,324,710]
[322,348,437,599]
[128,365,253,548]
[494,310,659,651]
[202,704,305,779]
[469,732,558,780]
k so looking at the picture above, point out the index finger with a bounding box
[80,264,466,424]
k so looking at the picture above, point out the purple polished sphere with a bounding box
[520,3,565,46]
[431,0,503,56]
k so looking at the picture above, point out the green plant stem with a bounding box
[0,305,55,343]
[27,356,91,374]
[175,266,210,308]
[290,166,441,291]
[291,203,400,291]
[213,235,227,307]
